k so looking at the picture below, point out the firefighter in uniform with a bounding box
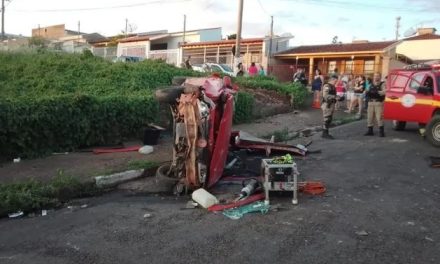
[364,72,386,137]
[321,76,340,139]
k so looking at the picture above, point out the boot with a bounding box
[322,129,334,139]
[364,127,374,136]
[379,126,385,137]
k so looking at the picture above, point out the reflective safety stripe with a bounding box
[385,97,440,107]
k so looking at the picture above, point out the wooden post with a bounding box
[374,54,381,73]
[308,57,314,85]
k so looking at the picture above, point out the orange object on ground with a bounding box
[299,181,326,195]
[312,92,321,109]
[92,146,141,154]
[208,193,265,212]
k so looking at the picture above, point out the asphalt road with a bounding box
[1,121,439,264]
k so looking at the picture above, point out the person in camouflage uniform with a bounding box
[321,76,341,139]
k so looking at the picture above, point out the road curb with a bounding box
[95,170,144,188]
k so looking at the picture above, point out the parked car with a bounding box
[191,63,236,77]
[383,64,440,146]
[112,56,143,63]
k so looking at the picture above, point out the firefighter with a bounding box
[364,72,386,137]
[321,76,340,139]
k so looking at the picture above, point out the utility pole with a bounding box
[395,16,401,40]
[125,18,128,37]
[78,21,81,41]
[234,0,244,73]
[182,14,186,44]
[1,0,5,40]
[268,15,274,75]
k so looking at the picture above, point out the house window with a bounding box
[122,46,146,57]
[364,60,374,74]
[345,60,354,73]
[150,43,168,50]
[328,61,337,73]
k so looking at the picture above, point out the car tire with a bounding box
[155,86,184,104]
[426,115,440,147]
[392,120,406,131]
[172,76,187,86]
[155,163,179,183]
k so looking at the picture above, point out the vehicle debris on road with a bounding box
[222,201,270,220]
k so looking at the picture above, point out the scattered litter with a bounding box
[143,213,152,218]
[338,240,343,244]
[184,201,198,209]
[138,145,154,155]
[8,211,24,218]
[406,221,415,226]
[28,213,36,218]
[355,230,369,236]
[42,210,47,216]
[429,156,440,168]
[13,158,21,163]
[208,193,265,212]
[191,188,219,208]
[80,204,88,209]
[237,178,261,201]
[281,221,293,225]
[425,236,434,242]
[93,145,141,155]
[222,201,270,220]
[52,152,69,155]
[269,204,286,212]
[390,138,408,143]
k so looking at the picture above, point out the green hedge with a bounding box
[233,92,254,124]
[0,51,200,97]
[0,93,159,158]
[0,173,99,217]
[234,76,308,108]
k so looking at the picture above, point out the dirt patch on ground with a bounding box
[242,87,292,118]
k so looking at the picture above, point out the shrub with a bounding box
[0,172,99,217]
[234,76,308,108]
[233,92,254,124]
[0,93,159,158]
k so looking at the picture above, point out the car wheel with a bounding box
[392,120,406,131]
[426,115,440,147]
[155,86,184,104]
[172,76,187,86]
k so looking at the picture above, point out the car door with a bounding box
[401,72,435,123]
[384,71,411,121]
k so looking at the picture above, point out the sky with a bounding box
[4,0,440,45]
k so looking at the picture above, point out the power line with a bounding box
[256,0,270,16]
[12,0,190,13]
[278,0,428,13]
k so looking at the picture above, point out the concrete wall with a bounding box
[32,24,65,39]
[199,28,222,42]
[396,39,440,61]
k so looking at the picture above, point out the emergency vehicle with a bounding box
[383,64,440,147]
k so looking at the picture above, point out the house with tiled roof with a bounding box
[272,27,440,82]
[396,28,440,63]
[273,39,398,82]
[114,28,222,65]
[181,35,293,72]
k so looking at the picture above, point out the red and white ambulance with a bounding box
[383,64,440,147]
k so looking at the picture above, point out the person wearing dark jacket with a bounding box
[364,72,386,137]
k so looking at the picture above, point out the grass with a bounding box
[0,171,100,218]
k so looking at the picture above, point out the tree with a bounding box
[121,23,138,35]
[28,36,48,49]
[227,34,237,40]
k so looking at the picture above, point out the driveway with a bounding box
[0,121,439,264]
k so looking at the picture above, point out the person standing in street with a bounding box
[321,76,340,139]
[364,72,386,137]
[248,62,258,76]
[185,56,192,70]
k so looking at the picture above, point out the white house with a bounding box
[116,28,222,66]
[396,28,440,62]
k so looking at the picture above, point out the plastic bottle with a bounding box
[239,178,259,200]
[191,188,219,208]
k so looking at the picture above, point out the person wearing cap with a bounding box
[364,72,386,137]
[321,76,342,139]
